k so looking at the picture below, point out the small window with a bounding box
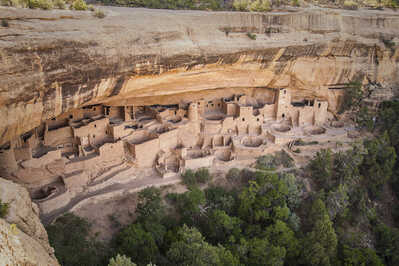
[69,115,73,119]
[284,90,286,95]
[198,102,200,105]
[218,103,220,107]
[175,111,177,115]
[211,104,214,107]
[93,134,95,138]
[318,103,321,108]
[242,118,245,121]
[282,113,285,118]
[93,107,96,111]
[94,124,97,128]
[257,118,260,121]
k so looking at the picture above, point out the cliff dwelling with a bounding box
[0,86,355,216]
[1,3,399,265]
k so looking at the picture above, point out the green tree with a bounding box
[115,223,159,265]
[302,199,338,266]
[205,209,242,244]
[340,245,384,266]
[238,172,290,224]
[245,237,286,266]
[136,187,164,222]
[265,220,299,263]
[174,187,206,226]
[204,186,235,214]
[361,133,396,198]
[339,81,363,114]
[167,225,238,266]
[309,149,334,189]
[47,213,107,266]
[375,223,399,266]
[325,184,349,220]
[108,254,137,266]
[279,172,302,209]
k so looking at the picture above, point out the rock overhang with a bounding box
[0,6,399,145]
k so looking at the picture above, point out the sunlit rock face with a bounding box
[1,6,399,145]
[0,178,60,265]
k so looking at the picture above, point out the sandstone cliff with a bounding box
[0,6,398,145]
[0,178,60,265]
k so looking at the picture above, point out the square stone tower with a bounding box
[275,88,291,120]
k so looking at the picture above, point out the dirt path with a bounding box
[41,170,181,225]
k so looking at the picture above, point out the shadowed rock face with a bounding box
[1,6,399,145]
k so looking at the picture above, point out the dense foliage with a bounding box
[378,101,399,199]
[47,213,109,266]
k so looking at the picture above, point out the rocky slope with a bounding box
[0,6,398,145]
[0,178,60,265]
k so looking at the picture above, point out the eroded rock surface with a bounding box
[0,178,59,265]
[0,6,399,145]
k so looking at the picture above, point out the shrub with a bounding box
[29,0,53,9]
[54,0,66,9]
[256,151,295,171]
[108,254,137,266]
[71,0,87,10]
[291,0,299,6]
[94,9,106,18]
[87,3,94,10]
[195,168,211,183]
[383,0,398,8]
[0,200,9,218]
[343,0,359,9]
[249,0,270,11]
[294,138,319,146]
[1,0,28,7]
[256,154,277,170]
[233,0,249,11]
[246,32,257,40]
[339,81,363,114]
[226,168,241,182]
[1,19,9,28]
[182,168,211,187]
[276,150,294,168]
[182,169,196,187]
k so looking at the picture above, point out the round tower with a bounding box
[188,103,199,121]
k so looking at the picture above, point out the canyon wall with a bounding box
[0,178,60,265]
[1,6,399,145]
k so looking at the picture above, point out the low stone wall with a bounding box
[38,190,71,215]
[21,150,61,169]
[184,155,214,169]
